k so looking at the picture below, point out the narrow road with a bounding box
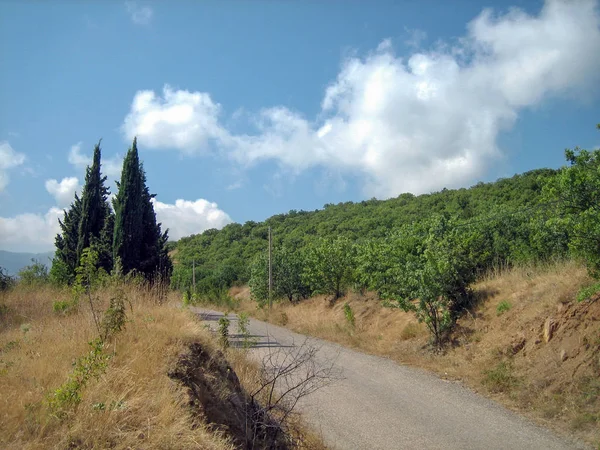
[192,307,587,450]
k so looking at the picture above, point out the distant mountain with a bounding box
[0,250,55,276]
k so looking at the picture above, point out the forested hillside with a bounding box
[173,167,558,290]
[174,124,600,346]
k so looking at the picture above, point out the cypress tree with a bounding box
[113,138,172,282]
[139,166,173,282]
[77,140,113,272]
[50,194,82,284]
[113,138,144,275]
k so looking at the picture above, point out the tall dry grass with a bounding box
[0,282,234,450]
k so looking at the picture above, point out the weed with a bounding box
[279,312,289,326]
[343,303,355,328]
[576,281,600,302]
[52,299,78,315]
[218,315,230,349]
[48,339,110,416]
[20,323,31,334]
[237,312,254,349]
[3,340,20,352]
[101,290,129,340]
[482,361,519,393]
[496,300,512,315]
[400,322,421,340]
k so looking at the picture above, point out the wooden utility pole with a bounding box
[192,259,196,293]
[268,226,272,310]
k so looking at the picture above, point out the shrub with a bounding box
[18,259,49,286]
[482,361,519,393]
[48,339,110,416]
[52,299,78,315]
[218,315,230,349]
[496,300,512,315]
[101,290,129,340]
[0,266,14,291]
[576,282,600,303]
[343,303,355,328]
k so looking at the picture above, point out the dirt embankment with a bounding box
[169,342,291,450]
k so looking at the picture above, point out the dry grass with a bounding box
[229,260,600,446]
[0,282,233,450]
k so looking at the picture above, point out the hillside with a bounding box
[173,168,558,290]
[227,260,600,446]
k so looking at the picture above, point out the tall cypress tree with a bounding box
[113,138,144,275]
[139,166,173,282]
[50,194,82,284]
[113,138,172,282]
[77,140,113,272]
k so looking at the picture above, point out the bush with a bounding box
[52,299,78,315]
[482,361,519,393]
[18,259,49,286]
[0,266,14,291]
[343,303,355,328]
[496,300,512,315]
[218,315,230,349]
[576,282,600,303]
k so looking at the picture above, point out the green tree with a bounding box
[383,216,477,347]
[544,123,600,277]
[77,140,113,273]
[302,237,355,300]
[113,138,144,275]
[113,138,172,282]
[138,168,172,282]
[51,194,83,285]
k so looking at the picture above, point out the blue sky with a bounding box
[1,0,599,252]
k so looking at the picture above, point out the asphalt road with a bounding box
[193,307,587,450]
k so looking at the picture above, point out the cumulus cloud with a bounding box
[68,142,123,178]
[122,85,225,153]
[0,207,62,253]
[125,1,153,25]
[122,0,600,198]
[0,141,26,192]
[45,177,81,207]
[152,198,232,241]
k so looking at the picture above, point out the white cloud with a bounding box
[125,1,153,25]
[123,0,600,198]
[0,141,26,192]
[0,207,62,253]
[152,198,232,241]
[122,85,225,154]
[45,177,81,207]
[68,142,123,178]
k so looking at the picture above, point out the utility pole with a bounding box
[192,259,196,293]
[268,226,272,310]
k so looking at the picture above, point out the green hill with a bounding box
[172,167,559,291]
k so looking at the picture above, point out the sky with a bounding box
[1,0,600,253]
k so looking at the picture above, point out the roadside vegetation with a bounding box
[1,137,325,449]
[175,123,600,445]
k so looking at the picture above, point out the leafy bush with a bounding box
[52,299,78,315]
[496,300,512,315]
[101,290,129,340]
[18,259,49,286]
[576,282,600,303]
